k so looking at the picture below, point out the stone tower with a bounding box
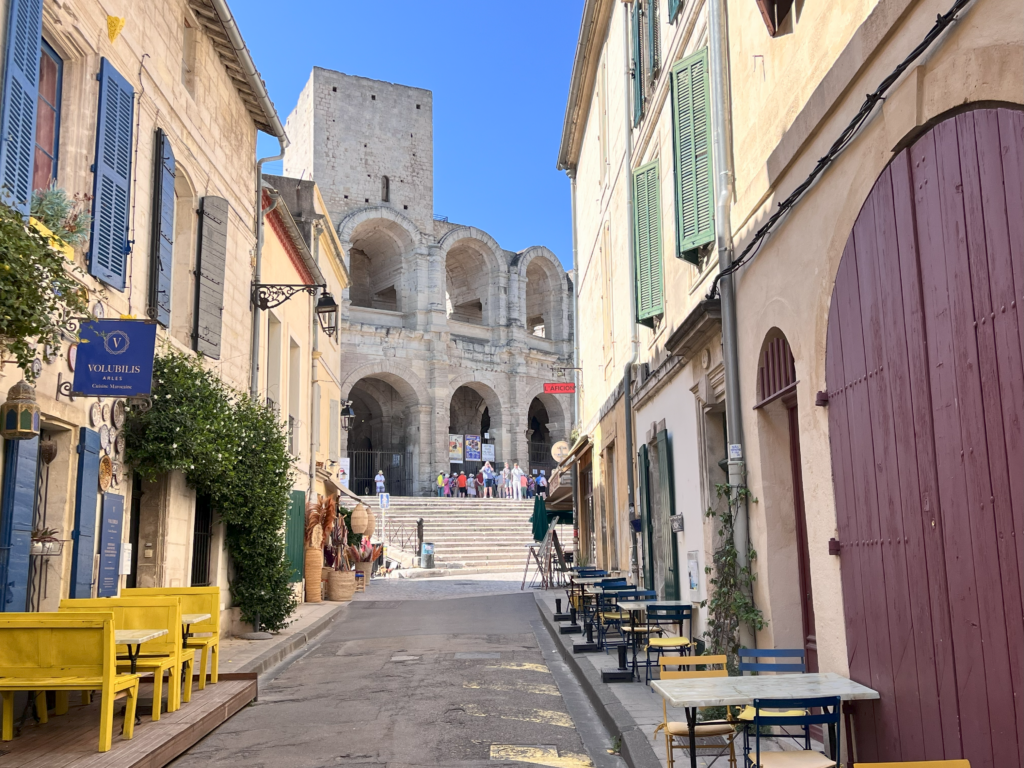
[284,68,573,496]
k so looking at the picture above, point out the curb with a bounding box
[236,602,347,677]
[535,595,662,768]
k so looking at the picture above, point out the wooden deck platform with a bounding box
[0,673,257,768]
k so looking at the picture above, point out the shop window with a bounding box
[32,40,62,193]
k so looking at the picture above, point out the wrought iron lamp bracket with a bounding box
[252,283,325,311]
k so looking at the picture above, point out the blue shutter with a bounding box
[631,1,643,127]
[193,196,229,358]
[88,58,134,290]
[0,0,43,213]
[0,436,39,611]
[149,128,175,325]
[70,427,101,598]
[668,0,681,23]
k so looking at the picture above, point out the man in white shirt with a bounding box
[374,470,386,495]
[511,462,524,500]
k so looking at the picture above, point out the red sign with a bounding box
[543,382,576,394]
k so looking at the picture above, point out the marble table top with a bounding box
[115,628,168,645]
[652,672,880,708]
[572,577,613,585]
[182,613,211,624]
[616,600,691,610]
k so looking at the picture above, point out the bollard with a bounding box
[602,643,635,683]
[573,617,600,653]
[560,604,582,634]
[556,598,562,613]
[617,644,628,670]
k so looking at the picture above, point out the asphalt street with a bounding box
[173,575,625,768]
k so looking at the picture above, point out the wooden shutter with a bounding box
[88,58,134,289]
[285,490,305,583]
[0,437,39,611]
[633,160,663,325]
[631,1,643,127]
[756,0,794,37]
[646,0,660,79]
[329,399,340,460]
[193,196,228,358]
[149,128,175,326]
[655,429,680,600]
[0,0,43,213]
[70,428,100,599]
[668,0,682,22]
[671,49,715,264]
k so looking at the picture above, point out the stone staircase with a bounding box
[366,496,538,574]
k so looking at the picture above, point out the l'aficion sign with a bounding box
[72,320,157,397]
[543,382,576,394]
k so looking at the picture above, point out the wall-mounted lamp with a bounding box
[315,292,339,337]
[340,400,356,431]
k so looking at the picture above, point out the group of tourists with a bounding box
[436,461,547,500]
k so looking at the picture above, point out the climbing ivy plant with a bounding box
[701,483,765,673]
[126,348,297,631]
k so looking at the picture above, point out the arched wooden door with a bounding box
[825,108,1022,767]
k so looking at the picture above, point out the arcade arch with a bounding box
[442,231,502,326]
[347,217,415,312]
[521,249,565,340]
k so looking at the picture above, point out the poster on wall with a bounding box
[481,443,495,462]
[337,457,350,490]
[448,434,464,463]
[687,550,700,594]
[465,434,482,462]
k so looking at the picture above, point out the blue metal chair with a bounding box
[737,649,807,756]
[625,604,693,683]
[597,588,655,648]
[749,695,841,768]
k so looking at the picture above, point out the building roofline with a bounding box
[556,0,616,172]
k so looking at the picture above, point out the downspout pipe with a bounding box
[249,177,282,399]
[568,169,581,557]
[622,1,640,585]
[708,1,749,583]
[308,220,322,496]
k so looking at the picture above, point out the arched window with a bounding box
[754,332,796,408]
[381,175,390,202]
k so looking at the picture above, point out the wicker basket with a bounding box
[325,569,356,601]
[350,503,368,534]
[304,548,323,602]
[364,508,376,537]
[353,560,374,586]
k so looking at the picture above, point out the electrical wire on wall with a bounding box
[708,0,974,300]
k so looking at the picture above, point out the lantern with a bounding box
[364,508,376,538]
[350,502,368,535]
[340,400,355,431]
[1,381,41,440]
[315,291,339,337]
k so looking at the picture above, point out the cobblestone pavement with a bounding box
[351,570,526,601]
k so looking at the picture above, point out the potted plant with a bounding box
[323,498,356,602]
[30,526,63,556]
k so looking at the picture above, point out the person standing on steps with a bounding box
[466,471,477,498]
[511,462,524,500]
[537,470,548,500]
[502,463,512,499]
[436,472,445,497]
[375,470,386,495]
[482,462,495,499]
[496,465,506,499]
[457,470,468,498]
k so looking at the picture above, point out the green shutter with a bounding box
[631,1,643,127]
[668,0,682,22]
[646,0,660,77]
[633,160,663,326]
[285,490,306,583]
[655,429,680,600]
[638,444,654,591]
[671,49,715,265]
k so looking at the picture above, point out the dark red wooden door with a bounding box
[825,108,1023,767]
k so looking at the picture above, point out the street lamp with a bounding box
[340,400,355,431]
[315,291,339,337]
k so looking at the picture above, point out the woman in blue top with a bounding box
[482,462,495,499]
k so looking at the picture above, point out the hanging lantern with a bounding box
[1,381,41,440]
[315,291,339,337]
[363,507,376,538]
[350,502,368,535]
[339,400,356,431]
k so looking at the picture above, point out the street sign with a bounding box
[378,493,390,510]
[72,319,157,397]
[543,382,576,394]
[550,440,570,463]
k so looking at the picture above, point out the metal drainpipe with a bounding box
[568,169,581,556]
[622,1,640,585]
[308,221,322,496]
[708,0,748,580]
[249,176,282,399]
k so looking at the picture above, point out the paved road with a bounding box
[174,575,624,768]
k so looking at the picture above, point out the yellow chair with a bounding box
[653,654,737,768]
[60,597,189,720]
[0,612,140,752]
[854,762,971,767]
[124,586,221,690]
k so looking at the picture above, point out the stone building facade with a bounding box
[284,68,574,495]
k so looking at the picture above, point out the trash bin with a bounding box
[420,542,435,569]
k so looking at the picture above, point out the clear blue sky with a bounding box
[233,1,583,268]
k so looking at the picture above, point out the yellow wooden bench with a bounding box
[0,612,140,752]
[124,586,221,689]
[60,597,191,720]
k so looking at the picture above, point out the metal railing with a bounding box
[382,516,423,555]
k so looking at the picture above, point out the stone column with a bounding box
[337,239,353,322]
[425,242,448,332]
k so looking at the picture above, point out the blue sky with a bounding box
[234,1,583,268]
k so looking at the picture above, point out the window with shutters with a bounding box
[633,160,664,326]
[598,57,609,186]
[755,0,794,37]
[170,166,197,348]
[600,222,614,366]
[671,49,714,265]
[668,0,682,23]
[193,196,228,357]
[645,0,660,87]
[149,129,176,326]
[0,0,45,214]
[88,58,134,290]
[329,399,340,461]
[630,1,644,127]
[32,41,62,193]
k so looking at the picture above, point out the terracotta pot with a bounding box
[325,570,356,601]
[350,503,368,534]
[363,508,376,537]
[304,548,323,602]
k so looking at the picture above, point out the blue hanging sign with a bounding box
[97,493,124,597]
[72,319,157,397]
